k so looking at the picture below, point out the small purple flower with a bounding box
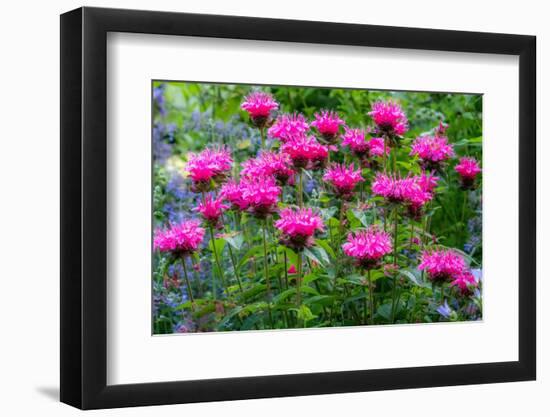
[436,300,452,319]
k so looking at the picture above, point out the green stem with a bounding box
[368,269,375,325]
[221,215,243,294]
[461,191,468,225]
[297,169,303,207]
[262,220,271,296]
[297,251,303,327]
[181,257,195,308]
[390,207,399,323]
[260,127,266,149]
[208,225,225,298]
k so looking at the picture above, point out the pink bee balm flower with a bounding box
[367,137,390,157]
[281,135,329,170]
[241,152,294,185]
[220,180,248,211]
[450,270,478,295]
[368,100,409,136]
[240,176,281,218]
[342,128,369,156]
[241,91,279,127]
[287,264,297,274]
[371,173,412,203]
[268,113,310,143]
[323,163,364,200]
[153,220,205,256]
[401,174,439,219]
[342,227,393,269]
[186,146,233,191]
[195,194,229,227]
[311,110,346,142]
[418,249,466,283]
[455,157,481,189]
[410,135,454,170]
[275,207,325,250]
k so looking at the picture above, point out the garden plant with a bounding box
[152,82,482,333]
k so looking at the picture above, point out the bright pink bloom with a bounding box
[417,172,439,193]
[268,113,310,142]
[323,163,364,199]
[342,227,393,269]
[186,147,233,190]
[410,135,455,166]
[418,249,466,283]
[455,157,481,180]
[450,270,478,295]
[241,152,294,185]
[371,173,412,203]
[275,207,324,250]
[195,195,229,226]
[367,137,390,157]
[342,128,369,155]
[368,100,409,136]
[311,110,345,141]
[281,135,329,169]
[220,180,248,211]
[240,176,281,218]
[153,220,205,255]
[287,265,297,274]
[241,91,279,119]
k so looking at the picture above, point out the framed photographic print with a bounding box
[60,6,536,410]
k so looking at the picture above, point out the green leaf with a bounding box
[224,233,244,251]
[377,303,393,321]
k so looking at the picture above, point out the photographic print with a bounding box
[152,81,482,334]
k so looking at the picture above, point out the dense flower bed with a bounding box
[152,82,482,333]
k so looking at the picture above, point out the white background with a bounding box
[108,34,518,384]
[0,0,546,415]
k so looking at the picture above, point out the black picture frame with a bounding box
[60,6,536,410]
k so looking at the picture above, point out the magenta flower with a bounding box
[268,113,310,143]
[402,174,439,219]
[342,227,393,269]
[220,180,248,211]
[371,173,411,203]
[241,151,294,185]
[410,135,454,170]
[368,100,409,137]
[241,91,279,128]
[153,220,205,256]
[311,110,345,142]
[450,270,478,295]
[195,194,229,227]
[418,249,466,283]
[186,146,233,191]
[275,207,325,251]
[342,128,369,156]
[281,135,329,170]
[367,137,390,157]
[323,163,364,200]
[240,176,281,218]
[455,157,481,189]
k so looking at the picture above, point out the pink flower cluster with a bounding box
[221,176,281,218]
[418,249,466,283]
[323,163,364,199]
[311,110,345,141]
[240,91,279,120]
[450,270,477,295]
[342,227,393,269]
[195,195,229,227]
[455,157,481,179]
[341,129,389,159]
[281,135,329,170]
[186,147,233,190]
[368,100,409,136]
[153,220,205,255]
[268,113,310,142]
[241,151,294,185]
[410,135,455,167]
[275,207,324,250]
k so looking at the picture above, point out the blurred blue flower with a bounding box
[436,300,452,319]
